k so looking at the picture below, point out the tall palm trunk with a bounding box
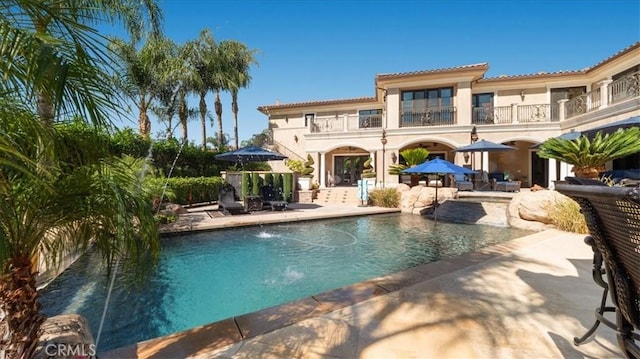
[232,89,239,149]
[199,90,207,149]
[179,91,188,142]
[36,93,55,127]
[138,95,151,138]
[0,257,45,359]
[214,90,223,148]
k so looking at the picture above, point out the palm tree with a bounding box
[218,40,259,148]
[110,35,176,138]
[0,1,164,357]
[209,42,236,149]
[184,29,218,149]
[0,106,160,358]
[538,127,640,178]
[0,0,163,127]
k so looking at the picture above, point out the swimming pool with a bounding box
[39,213,533,352]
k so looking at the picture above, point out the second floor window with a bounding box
[401,87,453,113]
[358,109,382,128]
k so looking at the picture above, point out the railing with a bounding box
[400,106,456,127]
[348,114,382,130]
[610,71,640,104]
[565,89,601,119]
[518,104,553,123]
[472,106,511,124]
[310,116,343,133]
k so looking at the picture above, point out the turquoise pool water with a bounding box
[39,213,533,352]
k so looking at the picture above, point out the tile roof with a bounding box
[376,63,489,79]
[257,96,378,113]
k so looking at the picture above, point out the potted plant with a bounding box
[287,154,315,190]
[538,127,640,179]
[361,156,377,188]
[387,148,429,186]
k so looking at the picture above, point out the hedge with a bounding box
[149,176,226,205]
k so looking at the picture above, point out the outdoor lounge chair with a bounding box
[451,173,473,191]
[555,183,640,358]
[261,185,288,211]
[218,184,248,215]
[490,172,520,192]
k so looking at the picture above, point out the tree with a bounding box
[538,127,640,178]
[0,1,164,357]
[218,40,259,148]
[388,148,430,175]
[0,0,163,127]
[241,128,271,148]
[184,29,218,149]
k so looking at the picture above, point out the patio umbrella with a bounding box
[402,157,476,220]
[530,129,582,149]
[215,145,288,163]
[453,139,517,177]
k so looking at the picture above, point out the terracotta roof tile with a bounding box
[257,96,377,113]
[376,63,488,79]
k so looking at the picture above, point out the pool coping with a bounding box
[101,226,545,358]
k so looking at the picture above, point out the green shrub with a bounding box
[282,173,293,202]
[368,188,400,208]
[241,172,250,199]
[546,197,588,234]
[264,173,274,186]
[151,177,225,205]
[251,172,262,196]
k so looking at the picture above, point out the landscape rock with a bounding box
[34,314,95,359]
[507,190,566,231]
[164,203,188,215]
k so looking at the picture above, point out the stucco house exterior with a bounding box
[258,42,640,189]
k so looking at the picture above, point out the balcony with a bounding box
[400,106,456,127]
[472,104,558,124]
[310,114,382,133]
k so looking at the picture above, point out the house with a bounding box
[258,42,640,189]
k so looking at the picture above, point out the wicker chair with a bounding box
[556,183,640,358]
[451,174,473,191]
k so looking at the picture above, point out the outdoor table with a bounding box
[244,195,263,211]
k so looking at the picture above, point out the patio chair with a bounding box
[261,185,288,211]
[490,172,520,192]
[217,184,248,215]
[450,173,473,191]
[555,183,640,358]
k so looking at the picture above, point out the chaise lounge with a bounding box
[556,183,640,358]
[489,172,520,192]
[218,184,248,215]
[261,185,288,211]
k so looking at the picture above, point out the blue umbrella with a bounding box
[402,157,475,212]
[453,139,517,153]
[215,146,288,163]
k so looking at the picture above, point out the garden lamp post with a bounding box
[381,129,388,187]
[470,126,479,188]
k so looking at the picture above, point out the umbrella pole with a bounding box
[433,180,438,225]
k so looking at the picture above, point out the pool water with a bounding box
[39,213,533,352]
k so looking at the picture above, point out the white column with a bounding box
[547,158,557,189]
[557,99,568,122]
[559,161,573,181]
[482,152,489,172]
[599,79,613,109]
[319,152,326,188]
[511,103,519,124]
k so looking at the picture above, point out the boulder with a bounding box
[34,314,95,359]
[164,203,188,215]
[507,190,567,231]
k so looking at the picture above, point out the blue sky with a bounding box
[110,0,640,145]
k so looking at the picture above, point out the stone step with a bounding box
[316,187,360,205]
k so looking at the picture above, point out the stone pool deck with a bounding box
[103,201,623,358]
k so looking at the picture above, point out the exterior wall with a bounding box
[261,43,640,189]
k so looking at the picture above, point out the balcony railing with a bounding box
[351,114,382,130]
[565,89,601,118]
[310,116,343,133]
[518,104,554,123]
[472,106,511,124]
[400,107,456,127]
[610,71,640,104]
